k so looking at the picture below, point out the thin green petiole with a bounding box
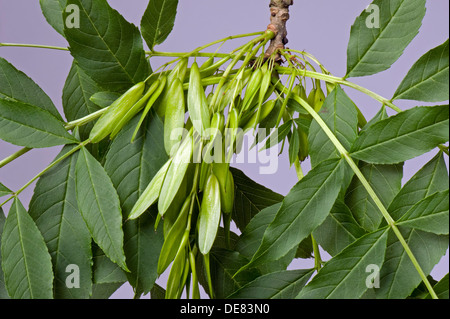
[0,147,32,169]
[0,139,91,209]
[0,43,69,51]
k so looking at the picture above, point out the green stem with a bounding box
[0,43,69,51]
[275,66,403,113]
[149,51,233,59]
[0,139,90,208]
[275,82,438,299]
[0,147,32,169]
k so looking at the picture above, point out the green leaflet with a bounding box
[351,105,449,164]
[39,0,67,36]
[308,86,359,168]
[288,128,300,166]
[64,0,150,92]
[0,183,12,197]
[346,0,426,78]
[377,151,449,299]
[0,98,78,148]
[376,228,448,299]
[235,203,299,275]
[397,190,449,235]
[75,147,128,271]
[228,269,314,299]
[388,151,449,221]
[91,244,127,285]
[1,198,54,299]
[297,228,389,299]
[141,0,179,51]
[104,112,167,296]
[313,200,366,257]
[28,146,92,299]
[238,158,346,273]
[345,161,403,232]
[62,61,103,140]
[230,167,284,232]
[0,207,8,299]
[425,274,449,299]
[0,57,62,120]
[393,39,449,102]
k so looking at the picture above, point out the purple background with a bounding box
[0,0,448,299]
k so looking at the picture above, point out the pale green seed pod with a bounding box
[164,78,186,156]
[157,196,191,275]
[158,131,193,217]
[242,69,263,111]
[188,62,211,137]
[314,87,326,112]
[128,159,172,220]
[198,173,221,255]
[89,81,145,143]
[156,58,189,118]
[212,163,234,214]
[131,75,167,143]
[110,79,161,139]
[242,99,276,131]
[165,232,188,299]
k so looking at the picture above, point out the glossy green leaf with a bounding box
[236,203,298,274]
[141,0,179,50]
[393,39,449,102]
[0,183,12,198]
[0,57,62,120]
[62,61,103,140]
[308,86,359,168]
[376,228,448,299]
[92,244,127,285]
[388,152,449,221]
[298,228,389,299]
[1,198,54,299]
[105,111,168,217]
[228,269,314,299]
[397,190,449,235]
[240,158,347,272]
[377,152,449,298]
[346,0,426,78]
[29,146,92,299]
[230,167,284,231]
[39,0,67,36]
[345,162,403,232]
[64,0,150,92]
[351,106,449,164]
[75,147,127,271]
[104,112,167,296]
[0,98,77,148]
[288,128,300,166]
[313,200,367,256]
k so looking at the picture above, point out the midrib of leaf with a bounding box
[352,114,447,155]
[149,0,168,48]
[403,51,449,95]
[16,205,34,299]
[324,228,388,298]
[82,150,122,262]
[255,160,342,261]
[77,3,135,84]
[348,3,403,77]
